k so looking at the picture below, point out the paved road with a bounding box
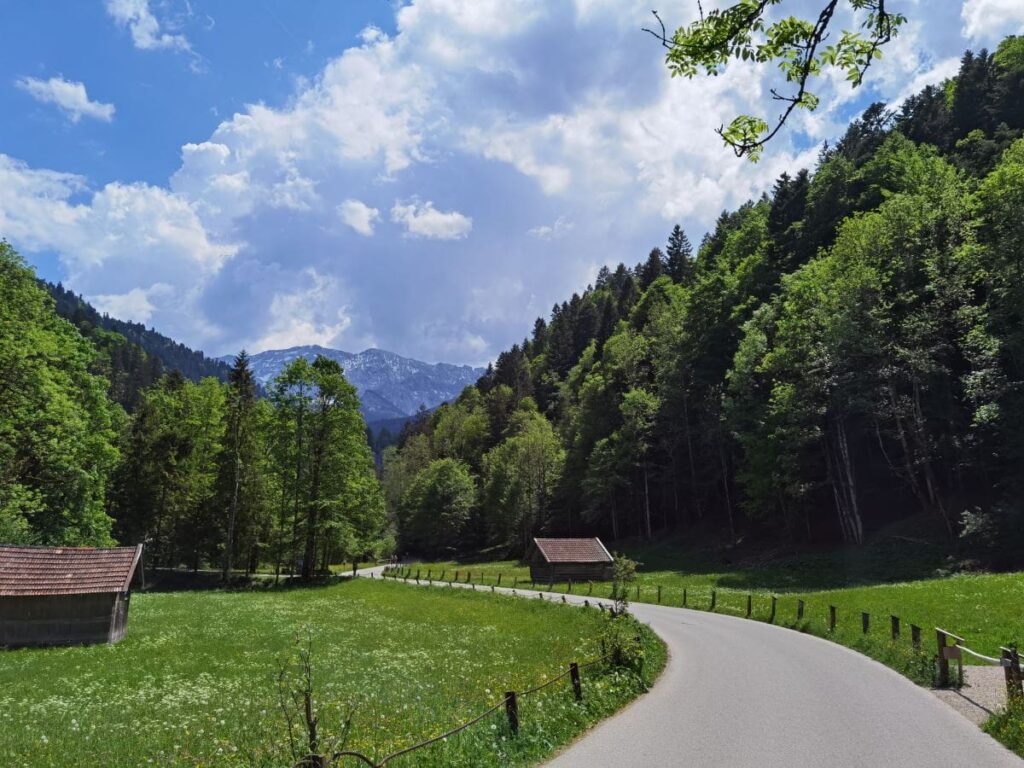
[362,569,1022,767]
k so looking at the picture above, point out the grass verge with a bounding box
[407,540,1024,757]
[0,578,665,767]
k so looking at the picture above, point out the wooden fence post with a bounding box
[769,596,777,623]
[427,569,432,581]
[416,569,421,580]
[797,599,804,621]
[505,692,519,735]
[936,630,950,687]
[829,606,837,633]
[455,570,459,582]
[710,590,717,611]
[570,662,582,701]
[683,588,687,607]
[890,615,900,641]
[1002,647,1023,703]
[352,562,357,577]
[861,612,870,634]
[657,585,662,604]
[911,625,921,650]
[568,579,573,594]
[497,573,502,586]
[746,594,752,618]
[588,581,593,595]
[440,570,446,582]
[636,584,640,601]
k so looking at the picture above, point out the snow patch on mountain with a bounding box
[222,345,485,422]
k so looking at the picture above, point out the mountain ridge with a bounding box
[226,345,486,423]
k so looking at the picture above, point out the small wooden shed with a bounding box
[527,537,614,582]
[0,544,143,648]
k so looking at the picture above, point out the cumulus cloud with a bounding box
[961,0,1024,40]
[528,215,573,240]
[105,0,191,52]
[0,153,237,345]
[15,76,115,123]
[338,199,380,236]
[2,0,981,364]
[249,269,352,352]
[391,199,473,240]
[92,284,173,324]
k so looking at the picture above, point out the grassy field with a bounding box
[0,579,665,768]
[406,535,1024,677]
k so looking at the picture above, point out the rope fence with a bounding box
[297,648,616,768]
[302,567,634,767]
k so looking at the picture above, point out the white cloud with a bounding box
[0,154,238,345]
[249,269,351,352]
[3,0,981,364]
[528,215,573,240]
[391,198,473,240]
[92,284,173,324]
[15,76,115,123]
[961,0,1024,40]
[105,0,191,52]
[338,199,380,236]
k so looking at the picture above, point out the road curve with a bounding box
[361,569,1022,768]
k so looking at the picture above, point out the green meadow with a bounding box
[0,579,664,768]
[409,536,1024,678]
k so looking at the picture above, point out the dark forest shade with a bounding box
[527,538,613,582]
[0,545,142,648]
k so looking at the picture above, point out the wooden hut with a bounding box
[0,544,143,648]
[527,537,614,582]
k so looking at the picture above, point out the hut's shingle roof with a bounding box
[0,545,142,597]
[532,538,613,564]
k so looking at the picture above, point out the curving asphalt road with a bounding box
[361,568,1022,767]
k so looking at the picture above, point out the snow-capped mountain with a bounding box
[223,346,485,423]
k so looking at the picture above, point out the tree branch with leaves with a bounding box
[644,1,905,160]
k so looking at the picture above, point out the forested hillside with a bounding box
[386,38,1024,564]
[1,244,387,574]
[46,282,232,406]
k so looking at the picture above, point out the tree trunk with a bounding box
[719,441,735,541]
[222,417,241,583]
[642,462,653,540]
[682,389,701,522]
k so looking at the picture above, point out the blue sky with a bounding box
[1,0,1022,365]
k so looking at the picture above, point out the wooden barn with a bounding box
[527,537,614,582]
[0,544,143,648]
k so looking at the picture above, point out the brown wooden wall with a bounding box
[528,563,613,582]
[0,593,128,647]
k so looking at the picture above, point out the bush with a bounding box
[984,699,1024,757]
[959,500,1024,570]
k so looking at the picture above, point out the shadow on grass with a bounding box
[141,567,353,593]
[615,532,953,593]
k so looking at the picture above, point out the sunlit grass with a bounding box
[0,579,664,767]
[409,541,1024,667]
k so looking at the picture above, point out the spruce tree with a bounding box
[665,225,695,284]
[639,248,665,289]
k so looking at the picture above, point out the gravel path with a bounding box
[933,666,1011,726]
[362,569,1022,767]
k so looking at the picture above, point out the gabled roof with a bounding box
[0,545,142,597]
[532,537,613,564]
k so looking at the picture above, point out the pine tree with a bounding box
[665,225,695,284]
[639,248,665,289]
[220,351,259,581]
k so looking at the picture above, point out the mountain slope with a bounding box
[46,282,232,384]
[234,345,485,422]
